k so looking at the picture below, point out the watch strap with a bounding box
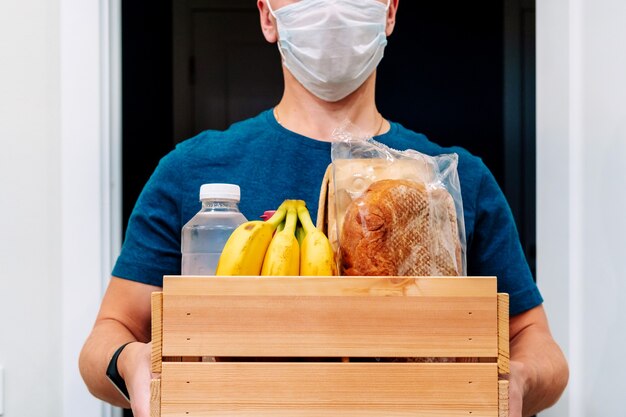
[106,342,133,402]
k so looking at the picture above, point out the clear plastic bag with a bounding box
[330,123,466,277]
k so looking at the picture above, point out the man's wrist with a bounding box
[116,341,138,381]
[106,342,134,402]
[511,359,534,397]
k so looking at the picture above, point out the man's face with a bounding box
[269,0,389,12]
[261,0,398,42]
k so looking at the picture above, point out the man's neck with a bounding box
[274,68,388,142]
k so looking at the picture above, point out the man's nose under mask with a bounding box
[268,0,390,102]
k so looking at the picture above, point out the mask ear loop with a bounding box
[266,0,278,18]
[265,0,288,65]
[385,0,391,11]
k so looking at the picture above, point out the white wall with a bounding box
[0,0,119,416]
[537,0,626,416]
[0,0,63,416]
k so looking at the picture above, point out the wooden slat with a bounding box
[151,292,163,374]
[162,277,497,358]
[498,293,510,375]
[163,294,497,358]
[498,380,509,417]
[161,362,499,417]
[150,378,161,417]
[163,276,497,297]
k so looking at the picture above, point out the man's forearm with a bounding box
[510,321,569,416]
[79,318,138,407]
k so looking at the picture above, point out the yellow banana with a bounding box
[295,224,306,246]
[261,204,300,276]
[215,204,287,276]
[297,203,337,276]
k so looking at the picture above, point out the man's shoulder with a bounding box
[384,122,488,176]
[172,110,272,157]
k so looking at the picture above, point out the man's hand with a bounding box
[508,360,528,417]
[508,306,568,416]
[79,278,160,410]
[118,341,154,417]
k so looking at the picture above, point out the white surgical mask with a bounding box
[268,0,390,102]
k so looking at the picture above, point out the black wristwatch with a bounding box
[106,342,133,402]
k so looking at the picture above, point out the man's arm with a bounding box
[508,305,569,417]
[79,277,160,415]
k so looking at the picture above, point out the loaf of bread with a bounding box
[340,179,462,276]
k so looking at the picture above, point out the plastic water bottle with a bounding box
[181,184,247,275]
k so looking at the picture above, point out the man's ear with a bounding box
[386,0,399,36]
[258,0,278,43]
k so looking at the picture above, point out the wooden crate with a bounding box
[151,276,510,417]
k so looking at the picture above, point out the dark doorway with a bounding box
[122,0,536,281]
[121,0,174,236]
[121,7,536,411]
[504,0,537,278]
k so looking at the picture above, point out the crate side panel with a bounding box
[497,293,510,375]
[162,293,497,358]
[150,379,161,417]
[161,362,498,417]
[499,380,509,417]
[151,292,163,374]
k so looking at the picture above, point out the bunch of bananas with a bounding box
[216,200,337,276]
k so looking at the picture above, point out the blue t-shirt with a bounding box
[113,109,543,316]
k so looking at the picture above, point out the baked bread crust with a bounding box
[340,179,462,276]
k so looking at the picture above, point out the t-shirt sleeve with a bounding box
[467,162,543,316]
[112,152,182,287]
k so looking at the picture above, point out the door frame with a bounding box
[60,0,122,415]
[536,0,585,415]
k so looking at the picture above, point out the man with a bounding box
[79,1,569,416]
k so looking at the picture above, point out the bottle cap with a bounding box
[260,210,277,221]
[199,183,241,202]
